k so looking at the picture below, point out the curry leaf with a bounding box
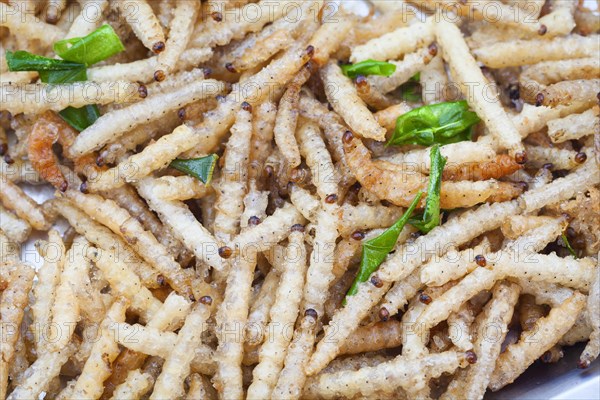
[170,154,219,185]
[388,100,480,147]
[345,192,423,299]
[53,24,125,66]
[341,59,397,79]
[409,144,446,233]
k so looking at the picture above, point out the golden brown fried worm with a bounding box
[67,79,225,158]
[442,154,523,181]
[70,298,129,399]
[116,0,165,53]
[355,76,395,110]
[50,198,162,288]
[367,46,436,95]
[0,265,35,399]
[342,131,523,208]
[86,44,313,191]
[0,205,30,243]
[31,230,64,355]
[273,67,311,168]
[308,163,598,376]
[190,0,312,48]
[436,19,524,156]
[547,106,599,143]
[339,320,404,356]
[537,79,600,107]
[489,292,586,391]
[0,2,63,46]
[214,204,303,399]
[580,262,600,368]
[520,58,599,96]
[1,81,141,115]
[442,281,521,400]
[272,314,318,400]
[150,302,212,399]
[473,34,600,68]
[155,0,199,75]
[247,230,308,399]
[214,107,254,242]
[7,342,78,400]
[322,61,386,141]
[0,177,50,231]
[303,351,471,399]
[110,370,153,400]
[28,111,98,192]
[350,18,434,63]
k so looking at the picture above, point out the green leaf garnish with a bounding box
[6,50,85,72]
[5,25,124,131]
[53,24,125,66]
[561,233,578,258]
[170,154,219,185]
[9,58,95,129]
[59,105,101,132]
[409,144,446,233]
[39,67,88,84]
[388,100,481,147]
[400,81,421,102]
[411,72,421,82]
[341,59,397,79]
[345,191,423,300]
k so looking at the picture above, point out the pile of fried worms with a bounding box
[0,1,599,399]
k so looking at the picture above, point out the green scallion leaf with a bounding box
[388,100,481,147]
[53,24,125,66]
[6,50,85,72]
[345,192,423,300]
[409,144,447,233]
[170,154,219,185]
[39,67,88,84]
[8,52,94,130]
[341,59,397,79]
[6,25,124,132]
[561,233,578,258]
